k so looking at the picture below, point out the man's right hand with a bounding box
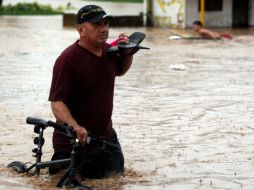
[73,125,88,143]
[50,101,88,143]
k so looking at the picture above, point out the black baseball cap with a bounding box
[77,5,113,24]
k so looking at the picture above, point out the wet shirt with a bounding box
[49,40,121,142]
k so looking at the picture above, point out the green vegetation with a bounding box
[0,2,71,15]
[0,0,143,15]
[89,0,143,3]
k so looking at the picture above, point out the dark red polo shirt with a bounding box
[49,41,121,151]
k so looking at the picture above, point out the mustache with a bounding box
[98,34,108,38]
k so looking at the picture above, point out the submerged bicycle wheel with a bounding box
[7,161,27,173]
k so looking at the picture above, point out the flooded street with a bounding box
[1,16,254,190]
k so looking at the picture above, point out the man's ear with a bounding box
[77,25,83,33]
[77,25,86,36]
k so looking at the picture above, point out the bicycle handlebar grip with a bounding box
[47,121,69,131]
[26,117,48,126]
[48,121,76,139]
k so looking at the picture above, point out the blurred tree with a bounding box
[0,0,2,7]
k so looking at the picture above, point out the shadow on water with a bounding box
[1,16,254,190]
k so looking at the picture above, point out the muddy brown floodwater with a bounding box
[1,16,254,190]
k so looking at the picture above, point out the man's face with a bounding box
[192,24,200,32]
[80,19,109,46]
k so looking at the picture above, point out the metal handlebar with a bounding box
[26,117,120,150]
[26,117,75,139]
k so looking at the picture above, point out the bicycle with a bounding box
[7,117,120,190]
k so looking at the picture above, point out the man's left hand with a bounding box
[118,32,129,44]
[118,32,139,56]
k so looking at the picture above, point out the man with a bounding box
[192,20,232,39]
[48,5,134,178]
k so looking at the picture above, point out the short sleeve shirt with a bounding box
[49,40,122,138]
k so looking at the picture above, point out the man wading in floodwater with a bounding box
[48,5,136,178]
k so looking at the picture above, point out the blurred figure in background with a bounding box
[192,21,232,39]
